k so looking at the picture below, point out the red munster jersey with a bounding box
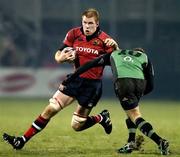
[63,27,114,79]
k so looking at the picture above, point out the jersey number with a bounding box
[118,50,142,63]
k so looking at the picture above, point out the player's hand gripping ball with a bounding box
[63,47,76,63]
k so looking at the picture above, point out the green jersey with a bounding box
[110,50,148,79]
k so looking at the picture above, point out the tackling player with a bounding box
[2,8,119,149]
[61,48,170,155]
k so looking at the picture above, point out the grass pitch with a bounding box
[0,98,180,157]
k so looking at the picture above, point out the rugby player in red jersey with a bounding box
[3,8,119,149]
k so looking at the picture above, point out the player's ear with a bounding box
[96,22,99,27]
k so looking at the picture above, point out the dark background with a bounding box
[0,0,179,99]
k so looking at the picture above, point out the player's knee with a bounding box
[41,98,62,119]
[71,114,87,131]
[127,108,141,123]
[48,98,63,113]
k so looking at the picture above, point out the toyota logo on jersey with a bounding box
[76,46,99,55]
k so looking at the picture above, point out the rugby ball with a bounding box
[63,47,76,62]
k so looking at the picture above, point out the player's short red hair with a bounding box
[82,8,100,23]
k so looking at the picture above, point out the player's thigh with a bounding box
[77,80,102,108]
[52,90,74,108]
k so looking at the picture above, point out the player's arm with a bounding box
[143,59,154,95]
[55,29,76,63]
[63,53,111,84]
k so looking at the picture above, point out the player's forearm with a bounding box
[65,54,110,83]
[143,60,154,95]
[144,77,154,95]
[67,57,102,81]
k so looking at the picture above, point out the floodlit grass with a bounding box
[0,98,180,157]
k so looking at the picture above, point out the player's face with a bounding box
[82,16,99,36]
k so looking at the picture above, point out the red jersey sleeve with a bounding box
[63,28,75,47]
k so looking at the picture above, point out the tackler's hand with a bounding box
[104,38,120,50]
